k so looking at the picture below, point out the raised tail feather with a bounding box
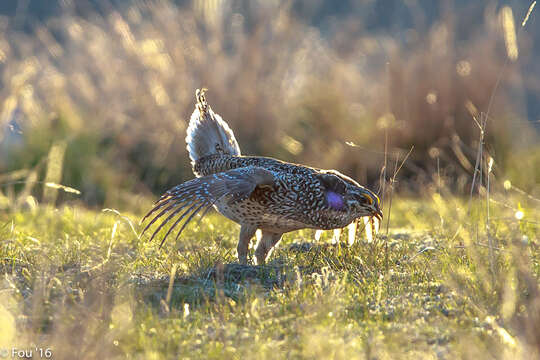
[186,89,241,173]
[141,166,275,248]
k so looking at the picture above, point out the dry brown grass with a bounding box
[0,1,538,207]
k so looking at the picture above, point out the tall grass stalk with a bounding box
[383,146,413,271]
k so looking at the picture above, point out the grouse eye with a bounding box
[355,193,367,204]
[355,193,374,206]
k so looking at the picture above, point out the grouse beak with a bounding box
[373,208,383,222]
[360,191,383,222]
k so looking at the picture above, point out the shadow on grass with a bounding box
[131,262,290,310]
[131,241,341,311]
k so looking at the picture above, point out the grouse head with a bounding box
[317,170,382,222]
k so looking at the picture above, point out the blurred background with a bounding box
[0,0,538,209]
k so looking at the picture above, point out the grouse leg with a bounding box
[238,224,257,264]
[255,231,283,265]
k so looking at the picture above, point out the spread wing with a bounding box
[141,166,275,248]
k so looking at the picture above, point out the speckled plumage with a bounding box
[142,89,382,264]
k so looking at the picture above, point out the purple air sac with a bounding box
[326,191,345,210]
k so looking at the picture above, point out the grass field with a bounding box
[1,194,538,359]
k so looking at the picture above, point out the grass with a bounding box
[1,195,538,359]
[3,0,539,200]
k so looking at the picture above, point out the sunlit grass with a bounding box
[1,1,539,204]
[1,195,538,359]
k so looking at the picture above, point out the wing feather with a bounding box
[156,202,202,247]
[141,201,183,234]
[141,166,275,248]
[149,202,196,243]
